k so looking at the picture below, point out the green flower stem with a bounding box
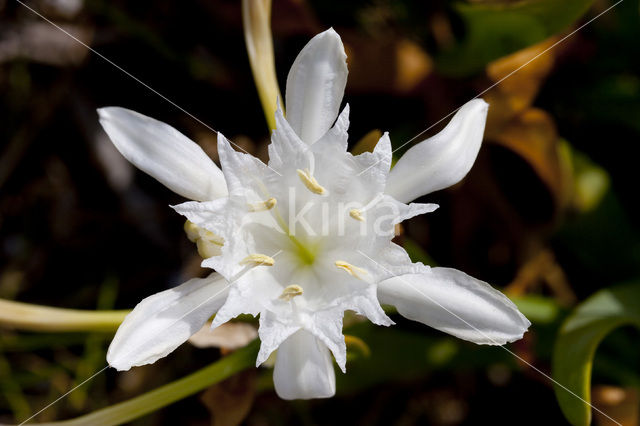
[0,299,129,332]
[34,339,260,426]
[242,0,282,131]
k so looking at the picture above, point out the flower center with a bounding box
[289,235,319,266]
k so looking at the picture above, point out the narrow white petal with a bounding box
[308,308,347,372]
[385,99,488,203]
[98,107,227,201]
[107,273,229,370]
[312,104,350,152]
[347,132,392,196]
[273,329,336,400]
[172,198,232,236]
[285,28,348,145]
[341,286,394,329]
[371,131,393,179]
[217,132,276,198]
[268,106,309,172]
[378,266,530,345]
[255,310,300,366]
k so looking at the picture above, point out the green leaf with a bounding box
[335,322,517,394]
[402,237,437,266]
[552,282,640,425]
[512,294,563,325]
[436,0,595,76]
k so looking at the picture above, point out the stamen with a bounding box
[185,220,224,258]
[335,260,368,280]
[248,197,277,212]
[196,238,222,258]
[347,193,385,222]
[279,284,303,301]
[202,230,224,246]
[307,152,316,175]
[349,209,365,222]
[184,220,201,242]
[297,168,326,195]
[240,253,275,267]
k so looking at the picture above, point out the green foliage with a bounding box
[552,282,640,425]
[436,0,595,76]
[35,340,259,426]
[402,237,437,266]
[554,191,640,284]
[512,295,564,325]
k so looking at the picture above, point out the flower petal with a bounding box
[255,309,300,366]
[268,106,310,173]
[307,308,347,372]
[217,132,278,199]
[107,273,229,370]
[378,266,530,345]
[285,28,348,145]
[172,198,233,237]
[312,104,350,153]
[385,99,488,203]
[339,132,392,198]
[98,107,227,201]
[273,329,336,400]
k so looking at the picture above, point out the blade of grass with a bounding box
[29,340,259,426]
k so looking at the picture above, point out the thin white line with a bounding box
[113,280,234,363]
[356,249,622,426]
[115,250,282,363]
[18,365,110,425]
[356,0,624,177]
[15,0,283,177]
[18,250,282,424]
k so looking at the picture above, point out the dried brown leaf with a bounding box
[200,369,256,426]
[0,22,92,66]
[592,386,639,426]
[189,321,258,351]
[484,37,558,138]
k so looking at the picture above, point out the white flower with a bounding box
[98,28,530,400]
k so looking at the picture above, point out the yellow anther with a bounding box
[279,284,303,301]
[185,220,224,258]
[196,238,222,258]
[349,209,365,221]
[240,253,275,267]
[296,168,326,195]
[248,197,277,212]
[202,230,224,246]
[335,260,368,279]
[184,220,201,242]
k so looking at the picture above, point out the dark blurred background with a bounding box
[1,0,640,424]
